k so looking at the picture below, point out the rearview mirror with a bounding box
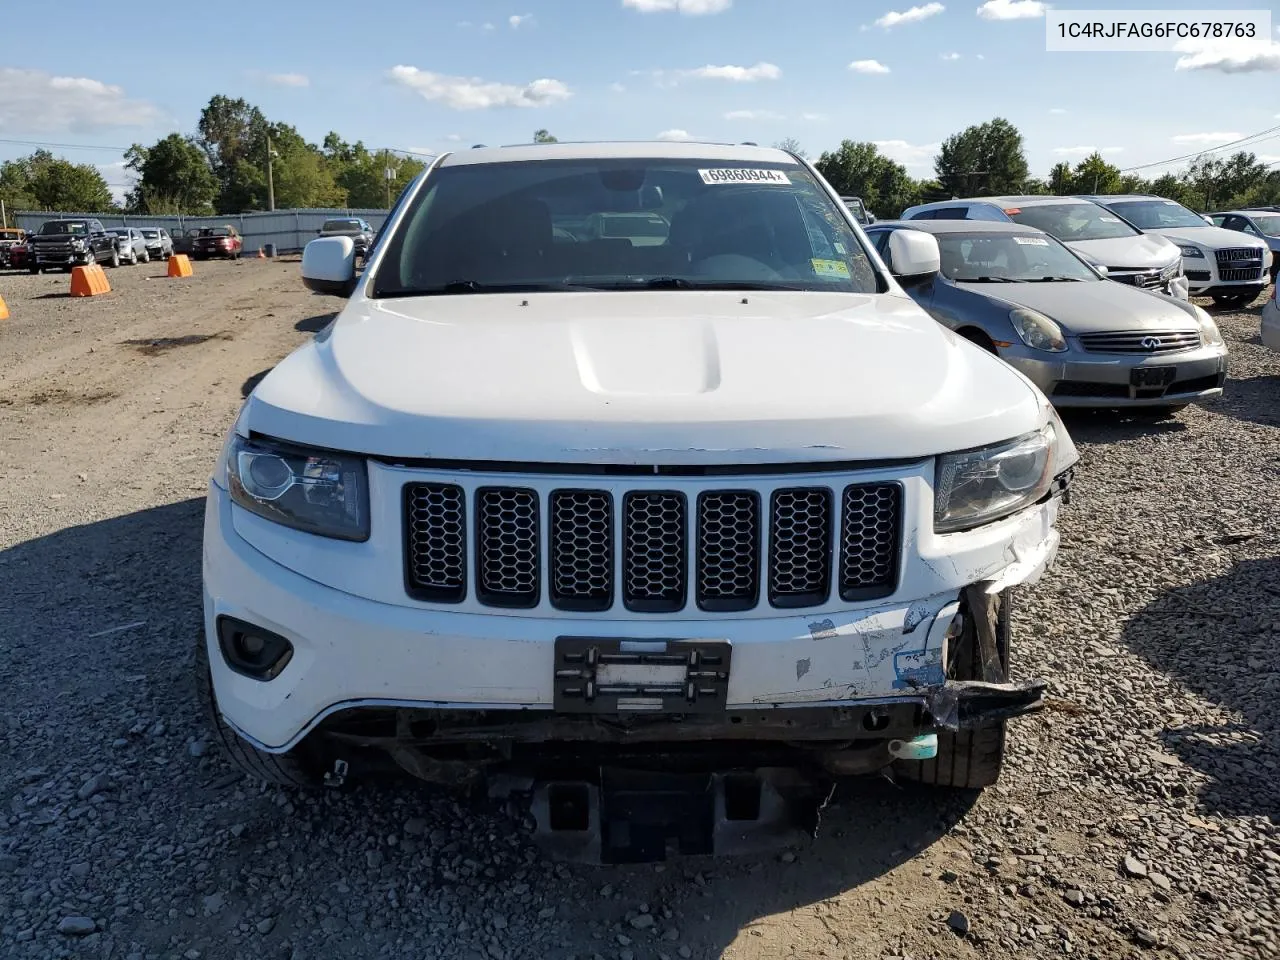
[301,236,357,297]
[887,230,940,282]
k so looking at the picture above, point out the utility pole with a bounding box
[266,132,276,212]
[384,149,394,208]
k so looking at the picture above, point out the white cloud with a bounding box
[724,109,785,120]
[687,62,781,81]
[0,67,163,133]
[623,0,731,12]
[976,0,1045,20]
[1052,145,1124,157]
[388,66,571,109]
[976,53,985,59]
[1173,37,1280,73]
[1171,131,1242,145]
[483,22,496,31]
[508,13,533,28]
[801,112,827,121]
[265,72,309,88]
[445,134,463,142]
[875,3,945,28]
[940,52,962,60]
[1049,107,1067,114]
[874,139,940,167]
[456,20,472,27]
[849,59,891,74]
[609,82,627,93]
[656,128,695,141]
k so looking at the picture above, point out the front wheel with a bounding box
[28,265,40,274]
[895,588,1013,790]
[195,637,328,789]
[107,248,119,268]
[141,249,150,263]
[1212,291,1256,308]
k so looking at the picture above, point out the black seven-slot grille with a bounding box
[404,481,902,611]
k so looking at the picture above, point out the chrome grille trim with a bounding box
[696,491,760,612]
[622,491,687,612]
[476,487,539,607]
[550,490,614,612]
[1215,247,1263,263]
[1077,330,1201,355]
[404,483,467,602]
[768,488,833,608]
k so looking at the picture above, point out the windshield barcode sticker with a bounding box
[699,168,790,185]
[1013,236,1050,246]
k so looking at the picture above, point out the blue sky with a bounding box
[2,0,1278,202]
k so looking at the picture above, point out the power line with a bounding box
[1120,124,1280,173]
[0,136,132,153]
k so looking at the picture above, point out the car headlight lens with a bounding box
[1192,305,1224,347]
[1177,244,1204,258]
[71,238,86,249]
[227,435,369,541]
[1009,308,1067,352]
[935,425,1056,533]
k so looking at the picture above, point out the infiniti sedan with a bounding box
[866,220,1228,414]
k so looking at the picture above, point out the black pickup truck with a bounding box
[27,218,120,273]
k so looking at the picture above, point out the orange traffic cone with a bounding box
[0,295,9,320]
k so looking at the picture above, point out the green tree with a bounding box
[197,94,269,213]
[814,140,919,218]
[124,133,217,214]
[1148,173,1191,206]
[533,129,558,143]
[1048,161,1073,194]
[934,117,1029,197]
[1072,152,1123,195]
[267,123,344,209]
[773,137,807,159]
[0,150,114,212]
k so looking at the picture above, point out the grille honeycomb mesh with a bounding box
[405,483,466,601]
[697,492,759,609]
[550,491,613,610]
[623,492,686,611]
[839,484,901,598]
[476,488,539,604]
[769,488,832,603]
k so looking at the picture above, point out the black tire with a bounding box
[195,636,326,788]
[895,589,1013,790]
[1211,291,1255,308]
[107,248,119,268]
[28,265,39,274]
[141,249,150,263]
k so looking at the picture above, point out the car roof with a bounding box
[871,219,1047,235]
[1210,209,1275,216]
[1077,194,1159,202]
[438,140,796,167]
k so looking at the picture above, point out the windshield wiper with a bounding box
[1027,276,1084,282]
[956,276,1024,283]
[377,280,591,298]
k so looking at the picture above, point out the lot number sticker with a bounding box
[1013,236,1050,246]
[699,168,790,185]
[811,258,852,278]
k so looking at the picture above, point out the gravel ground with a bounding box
[0,261,1277,960]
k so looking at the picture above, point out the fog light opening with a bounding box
[216,617,294,681]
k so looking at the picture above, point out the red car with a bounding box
[5,240,30,271]
[191,225,243,260]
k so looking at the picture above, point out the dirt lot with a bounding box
[1,260,1278,960]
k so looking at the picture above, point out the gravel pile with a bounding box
[1,269,1278,959]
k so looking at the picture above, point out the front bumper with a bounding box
[1003,342,1227,408]
[203,477,1065,753]
[1262,298,1280,352]
[1183,254,1268,295]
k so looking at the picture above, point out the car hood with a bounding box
[243,291,1049,465]
[1064,234,1179,269]
[1136,224,1270,252]
[957,280,1199,335]
[30,233,88,242]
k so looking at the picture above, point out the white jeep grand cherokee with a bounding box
[201,142,1078,795]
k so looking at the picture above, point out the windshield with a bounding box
[322,219,361,231]
[41,221,88,236]
[141,229,159,238]
[1102,199,1209,230]
[939,232,1097,282]
[110,229,130,237]
[372,158,880,297]
[1248,214,1280,236]
[1004,203,1139,241]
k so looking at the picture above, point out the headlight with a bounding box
[1009,307,1067,353]
[935,425,1056,533]
[226,435,369,541]
[1192,305,1224,347]
[1177,244,1204,258]
[71,238,86,249]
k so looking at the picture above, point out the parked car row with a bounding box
[0,220,245,272]
[900,193,1275,308]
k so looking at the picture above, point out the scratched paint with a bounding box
[795,658,811,680]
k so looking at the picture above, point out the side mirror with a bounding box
[301,236,357,297]
[1202,215,1214,225]
[1093,263,1110,277]
[887,230,940,282]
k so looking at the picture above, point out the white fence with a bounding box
[12,208,391,255]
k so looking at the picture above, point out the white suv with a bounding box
[1082,194,1273,308]
[201,142,1078,805]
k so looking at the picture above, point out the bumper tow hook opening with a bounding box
[887,734,938,761]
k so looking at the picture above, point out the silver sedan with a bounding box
[866,219,1227,414]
